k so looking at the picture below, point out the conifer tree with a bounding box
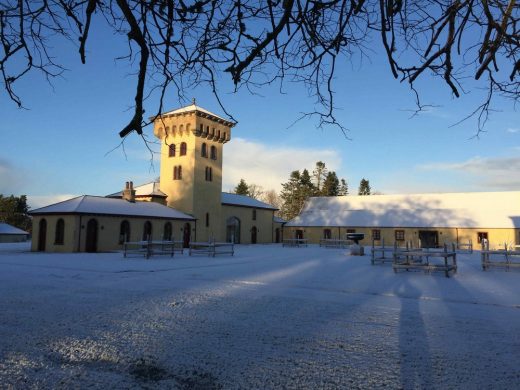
[280,171,302,221]
[322,172,340,196]
[339,179,349,196]
[358,178,371,195]
[234,179,250,196]
[312,161,328,193]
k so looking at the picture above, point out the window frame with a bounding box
[395,230,405,241]
[168,144,176,157]
[180,142,187,156]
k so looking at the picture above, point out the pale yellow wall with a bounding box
[31,214,190,252]
[284,226,520,247]
[221,205,274,244]
[31,215,78,252]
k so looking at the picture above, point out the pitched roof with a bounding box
[154,102,235,127]
[286,191,520,229]
[106,182,167,198]
[221,193,277,210]
[29,195,195,220]
[0,223,29,235]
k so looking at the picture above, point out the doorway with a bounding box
[226,217,240,243]
[85,219,98,252]
[251,226,257,244]
[418,230,438,248]
[183,223,191,248]
[37,219,47,251]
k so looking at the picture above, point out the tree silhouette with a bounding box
[1,1,518,138]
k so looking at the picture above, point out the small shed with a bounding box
[0,223,29,243]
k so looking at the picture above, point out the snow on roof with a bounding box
[29,195,195,220]
[106,182,167,198]
[273,216,286,224]
[0,223,29,235]
[286,191,520,229]
[221,193,277,210]
[160,103,235,126]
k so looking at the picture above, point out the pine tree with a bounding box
[339,179,348,196]
[358,178,371,195]
[234,179,250,196]
[280,170,302,220]
[312,161,328,193]
[322,172,340,196]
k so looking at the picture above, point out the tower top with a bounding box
[150,101,236,128]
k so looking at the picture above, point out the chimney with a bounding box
[122,181,136,202]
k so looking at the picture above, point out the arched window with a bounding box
[210,145,217,160]
[169,144,176,157]
[173,166,183,180]
[201,143,208,157]
[205,213,210,227]
[186,124,191,134]
[172,125,176,137]
[163,222,172,241]
[119,220,131,244]
[223,132,227,140]
[180,142,187,156]
[179,124,184,136]
[143,221,152,241]
[54,218,65,245]
[205,167,213,181]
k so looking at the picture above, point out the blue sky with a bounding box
[1,20,519,209]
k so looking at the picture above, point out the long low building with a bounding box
[285,191,520,248]
[29,195,195,252]
[0,223,29,243]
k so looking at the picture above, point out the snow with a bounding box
[162,103,234,125]
[106,182,167,198]
[287,191,520,228]
[0,223,29,235]
[222,192,278,210]
[0,243,519,388]
[29,195,195,220]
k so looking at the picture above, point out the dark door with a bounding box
[419,230,438,248]
[296,230,304,239]
[183,223,191,248]
[85,219,98,252]
[37,219,47,251]
[251,226,257,244]
[275,228,280,243]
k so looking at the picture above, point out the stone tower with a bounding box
[153,101,235,241]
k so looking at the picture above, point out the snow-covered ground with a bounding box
[0,243,519,389]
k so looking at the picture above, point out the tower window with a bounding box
[168,144,176,157]
[205,167,213,181]
[201,143,208,157]
[206,213,210,227]
[180,142,187,156]
[54,218,65,245]
[210,145,217,160]
[174,165,183,180]
[252,209,257,221]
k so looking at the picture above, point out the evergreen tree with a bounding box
[234,179,250,196]
[280,170,302,221]
[358,178,371,195]
[299,169,316,199]
[322,172,340,196]
[339,179,349,196]
[0,194,32,232]
[312,161,328,193]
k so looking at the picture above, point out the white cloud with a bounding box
[223,138,341,192]
[506,128,520,133]
[0,158,24,194]
[419,156,520,190]
[28,194,78,210]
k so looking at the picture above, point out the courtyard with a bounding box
[0,243,518,389]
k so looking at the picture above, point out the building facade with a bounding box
[285,192,520,248]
